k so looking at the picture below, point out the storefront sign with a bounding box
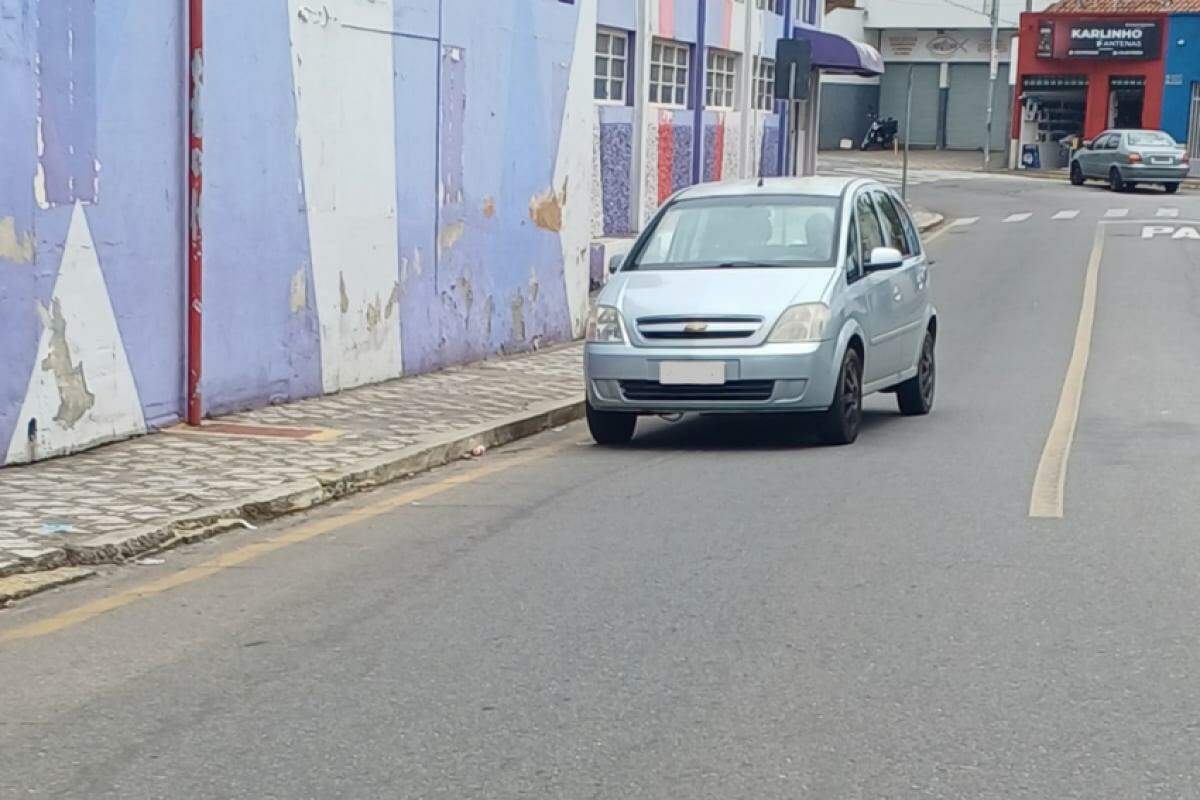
[881,29,1012,63]
[1066,20,1160,59]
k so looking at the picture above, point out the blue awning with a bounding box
[792,27,885,77]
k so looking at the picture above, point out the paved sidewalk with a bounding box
[0,344,584,581]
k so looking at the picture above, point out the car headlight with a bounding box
[768,303,831,343]
[585,305,626,343]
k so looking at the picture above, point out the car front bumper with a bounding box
[585,340,841,414]
[1118,163,1190,183]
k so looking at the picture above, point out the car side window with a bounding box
[872,191,910,256]
[894,196,922,256]
[1104,134,1119,150]
[845,214,862,282]
[855,192,885,266]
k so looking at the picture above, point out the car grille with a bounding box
[636,316,762,341]
[619,380,775,402]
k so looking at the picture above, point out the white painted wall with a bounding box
[554,0,597,337]
[288,0,403,394]
[862,0,1054,31]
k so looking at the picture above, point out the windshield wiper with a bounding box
[711,261,762,269]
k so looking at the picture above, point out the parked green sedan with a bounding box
[1070,129,1190,193]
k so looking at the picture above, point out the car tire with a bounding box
[1070,162,1085,186]
[818,348,862,446]
[1164,182,1181,194]
[1109,167,1126,193]
[586,401,636,445]
[896,331,936,416]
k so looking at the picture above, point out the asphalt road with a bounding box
[3,174,1200,799]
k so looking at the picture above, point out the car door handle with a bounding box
[892,286,904,302]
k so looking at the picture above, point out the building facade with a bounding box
[0,0,868,466]
[821,0,1054,151]
[1012,1,1200,167]
[592,0,826,240]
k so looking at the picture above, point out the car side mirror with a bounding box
[608,254,624,274]
[866,246,904,272]
[1082,140,1093,149]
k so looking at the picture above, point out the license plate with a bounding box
[1152,157,1173,165]
[659,361,726,385]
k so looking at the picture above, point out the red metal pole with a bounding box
[186,0,203,426]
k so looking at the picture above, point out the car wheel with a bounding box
[896,331,936,416]
[586,401,636,445]
[819,348,862,446]
[1164,182,1180,194]
[1070,162,1085,186]
[1109,167,1126,193]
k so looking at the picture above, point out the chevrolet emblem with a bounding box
[684,322,709,334]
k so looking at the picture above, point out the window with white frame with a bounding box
[753,57,776,111]
[594,28,629,103]
[755,0,782,12]
[649,38,689,107]
[705,49,738,109]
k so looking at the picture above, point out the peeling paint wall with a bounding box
[0,0,806,466]
[1,2,182,466]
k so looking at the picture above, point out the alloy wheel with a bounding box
[919,337,936,406]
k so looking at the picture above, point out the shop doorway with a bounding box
[1017,75,1087,169]
[1108,76,1145,129]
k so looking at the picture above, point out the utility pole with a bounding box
[983,0,1001,171]
[902,65,913,200]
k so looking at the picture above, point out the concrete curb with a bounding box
[0,395,585,599]
[913,210,944,232]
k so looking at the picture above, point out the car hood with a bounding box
[603,267,836,324]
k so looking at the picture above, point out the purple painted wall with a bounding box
[203,1,322,415]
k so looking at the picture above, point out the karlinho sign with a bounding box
[1067,20,1160,59]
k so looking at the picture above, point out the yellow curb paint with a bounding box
[1029,225,1105,519]
[0,440,572,644]
[923,224,951,245]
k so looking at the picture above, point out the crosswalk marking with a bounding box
[1052,210,1080,220]
[1104,208,1129,218]
[1156,207,1180,218]
[1003,212,1033,223]
[949,217,979,228]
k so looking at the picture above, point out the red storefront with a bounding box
[1013,5,1167,168]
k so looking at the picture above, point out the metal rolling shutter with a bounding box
[879,64,940,148]
[945,63,1012,151]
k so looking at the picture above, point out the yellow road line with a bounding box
[0,442,571,644]
[1029,225,1105,519]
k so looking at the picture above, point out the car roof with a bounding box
[673,176,871,201]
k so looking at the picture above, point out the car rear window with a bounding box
[1127,131,1175,147]
[627,195,841,270]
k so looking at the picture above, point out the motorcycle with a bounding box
[861,114,899,151]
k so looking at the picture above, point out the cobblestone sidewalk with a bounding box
[0,344,584,578]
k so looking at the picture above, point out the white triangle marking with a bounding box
[4,202,146,465]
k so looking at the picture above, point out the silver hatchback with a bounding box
[584,177,938,446]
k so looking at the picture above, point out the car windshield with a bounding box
[628,195,840,270]
[1127,131,1175,147]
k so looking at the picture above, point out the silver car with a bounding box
[584,177,937,446]
[1069,129,1189,193]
